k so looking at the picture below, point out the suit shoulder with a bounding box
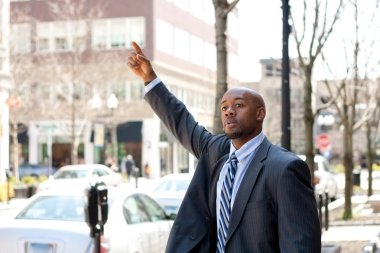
[267,144,305,166]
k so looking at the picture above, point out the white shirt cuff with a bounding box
[144,77,161,93]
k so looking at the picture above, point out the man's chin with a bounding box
[226,132,242,139]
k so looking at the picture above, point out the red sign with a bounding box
[317,133,331,152]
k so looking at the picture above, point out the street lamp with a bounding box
[90,93,119,166]
[6,95,22,182]
[107,93,119,166]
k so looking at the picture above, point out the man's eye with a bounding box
[235,103,242,108]
[221,106,227,111]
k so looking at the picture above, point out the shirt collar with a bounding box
[229,132,265,162]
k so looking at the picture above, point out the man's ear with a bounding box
[257,107,266,121]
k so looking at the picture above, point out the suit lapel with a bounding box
[226,138,271,242]
[210,153,229,218]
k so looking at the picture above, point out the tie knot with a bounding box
[229,152,238,174]
[230,152,238,163]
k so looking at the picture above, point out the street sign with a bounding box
[318,133,331,152]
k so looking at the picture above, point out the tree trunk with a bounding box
[343,119,353,219]
[366,121,373,197]
[212,1,228,134]
[303,66,315,180]
[11,123,20,182]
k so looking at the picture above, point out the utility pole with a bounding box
[281,0,291,151]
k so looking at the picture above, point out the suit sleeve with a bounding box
[144,82,212,158]
[276,159,321,252]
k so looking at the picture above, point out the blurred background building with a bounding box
[9,0,239,178]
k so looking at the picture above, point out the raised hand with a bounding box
[128,41,157,84]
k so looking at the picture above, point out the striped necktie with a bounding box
[217,152,238,253]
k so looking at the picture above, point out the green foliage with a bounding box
[21,176,38,185]
[332,164,345,173]
[342,210,352,220]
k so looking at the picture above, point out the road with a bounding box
[0,198,27,221]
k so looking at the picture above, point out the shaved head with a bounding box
[220,87,266,149]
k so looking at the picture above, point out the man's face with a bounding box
[220,88,265,144]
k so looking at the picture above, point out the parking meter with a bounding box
[84,181,108,253]
[97,182,108,226]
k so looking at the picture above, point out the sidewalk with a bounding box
[0,198,28,210]
[322,194,380,253]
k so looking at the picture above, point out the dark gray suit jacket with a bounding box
[145,82,321,253]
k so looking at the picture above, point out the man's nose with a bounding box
[224,107,236,115]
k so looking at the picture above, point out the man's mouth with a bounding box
[226,119,237,126]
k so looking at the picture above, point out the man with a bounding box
[128,41,321,253]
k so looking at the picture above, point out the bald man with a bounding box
[128,42,321,253]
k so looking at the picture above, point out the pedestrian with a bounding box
[143,162,151,179]
[128,41,321,252]
[125,155,135,180]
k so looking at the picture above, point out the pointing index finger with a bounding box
[131,41,143,55]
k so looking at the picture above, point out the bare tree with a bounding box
[10,0,128,168]
[212,0,239,134]
[365,93,380,197]
[43,0,106,164]
[9,7,54,180]
[321,0,380,218]
[290,0,344,181]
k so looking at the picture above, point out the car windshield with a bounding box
[153,179,190,194]
[54,169,88,179]
[16,196,85,221]
[16,195,114,222]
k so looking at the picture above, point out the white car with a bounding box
[37,164,124,192]
[0,187,175,253]
[150,173,193,216]
[299,154,338,201]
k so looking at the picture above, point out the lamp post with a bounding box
[6,95,22,182]
[107,93,119,165]
[90,93,119,165]
[281,0,291,151]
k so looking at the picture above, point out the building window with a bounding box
[10,23,31,54]
[174,28,189,61]
[203,42,216,71]
[92,17,145,50]
[92,20,108,49]
[110,19,126,48]
[127,18,145,48]
[36,38,48,52]
[190,35,203,65]
[203,1,215,25]
[156,19,173,54]
[36,21,86,53]
[125,80,144,101]
[130,81,143,101]
[55,37,69,51]
[265,64,273,77]
[36,23,51,52]
[189,1,203,20]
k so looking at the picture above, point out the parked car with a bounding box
[15,163,57,179]
[299,154,338,201]
[37,164,123,192]
[150,173,193,216]
[0,187,175,253]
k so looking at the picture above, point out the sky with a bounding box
[238,0,283,82]
[237,0,380,82]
